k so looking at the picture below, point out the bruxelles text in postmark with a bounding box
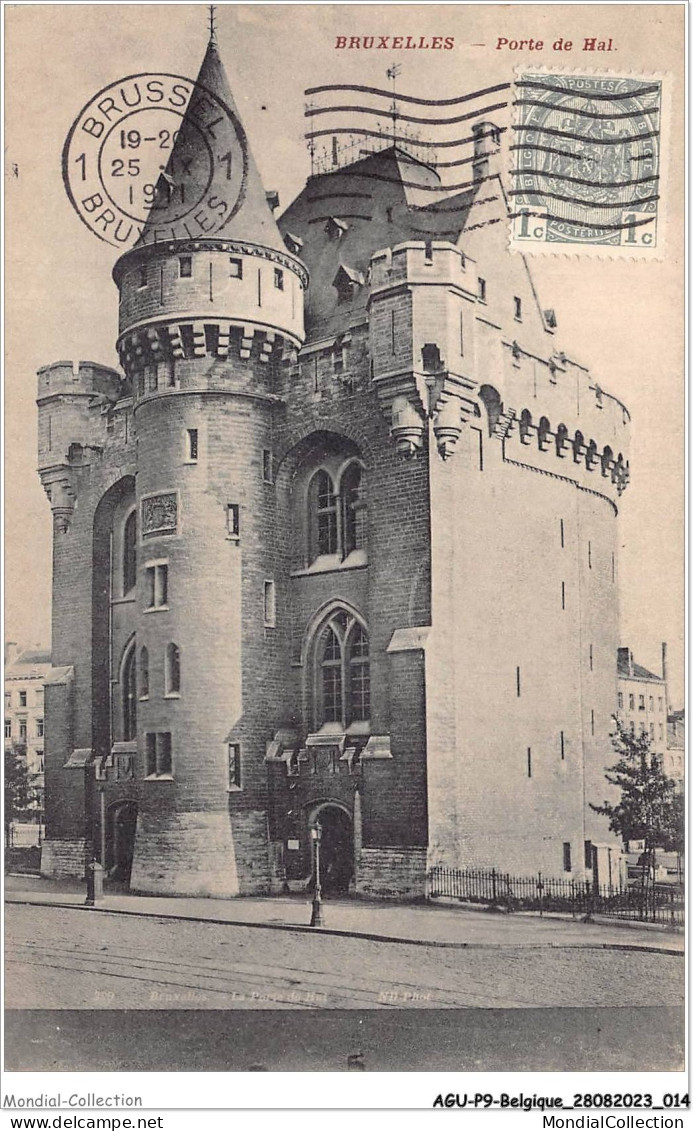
[509,70,664,256]
[62,73,248,249]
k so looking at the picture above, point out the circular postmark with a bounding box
[62,73,248,248]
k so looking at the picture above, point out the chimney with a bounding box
[471,121,501,183]
[661,641,668,685]
[617,646,632,676]
[4,641,19,666]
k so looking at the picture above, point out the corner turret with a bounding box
[112,37,307,396]
[37,361,124,531]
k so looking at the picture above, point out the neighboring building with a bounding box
[665,709,685,789]
[36,31,630,897]
[616,644,669,763]
[4,643,51,823]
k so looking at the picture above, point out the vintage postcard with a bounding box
[2,0,686,1111]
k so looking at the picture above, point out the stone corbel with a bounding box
[492,407,517,441]
[427,370,478,460]
[390,395,426,457]
[40,466,77,533]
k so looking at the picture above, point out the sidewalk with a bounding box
[4,873,684,955]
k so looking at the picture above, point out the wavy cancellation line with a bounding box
[513,98,659,122]
[508,209,656,232]
[305,81,511,106]
[305,101,509,127]
[510,169,659,189]
[513,124,660,145]
[305,126,507,150]
[509,142,654,164]
[509,188,660,210]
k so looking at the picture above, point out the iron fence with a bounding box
[427,865,684,928]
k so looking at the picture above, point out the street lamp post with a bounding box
[310,821,324,927]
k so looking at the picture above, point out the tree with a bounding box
[4,742,34,847]
[591,721,681,913]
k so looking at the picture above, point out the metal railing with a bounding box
[427,865,684,927]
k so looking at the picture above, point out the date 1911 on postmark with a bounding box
[509,71,664,255]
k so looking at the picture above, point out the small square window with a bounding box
[179,256,192,278]
[514,296,522,321]
[228,743,242,790]
[264,579,276,627]
[229,258,243,279]
[262,449,273,484]
[185,428,198,462]
[226,503,240,538]
[274,267,284,290]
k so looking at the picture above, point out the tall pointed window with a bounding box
[306,461,367,565]
[123,510,137,594]
[349,624,370,721]
[123,645,137,740]
[165,643,181,696]
[309,470,338,559]
[321,627,342,723]
[139,646,149,699]
[315,611,370,729]
[341,462,365,556]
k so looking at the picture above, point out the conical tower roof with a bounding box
[136,36,285,251]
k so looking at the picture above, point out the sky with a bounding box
[4,3,685,705]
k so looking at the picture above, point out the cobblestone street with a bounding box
[6,903,684,1011]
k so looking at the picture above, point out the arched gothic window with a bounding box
[309,470,338,559]
[307,463,367,564]
[139,646,149,699]
[165,643,181,695]
[315,611,370,728]
[123,510,137,594]
[123,645,137,740]
[341,462,365,556]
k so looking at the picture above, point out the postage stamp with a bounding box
[509,70,664,256]
[62,72,248,248]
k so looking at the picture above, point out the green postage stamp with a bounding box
[509,70,665,255]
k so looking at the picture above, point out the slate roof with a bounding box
[136,38,285,252]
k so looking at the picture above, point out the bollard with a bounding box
[85,860,104,906]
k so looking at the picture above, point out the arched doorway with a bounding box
[106,801,138,886]
[309,804,354,894]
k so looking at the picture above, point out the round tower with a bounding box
[112,35,306,895]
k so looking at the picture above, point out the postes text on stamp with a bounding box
[509,71,663,255]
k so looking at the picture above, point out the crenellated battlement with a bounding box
[36,359,132,531]
[37,360,122,402]
[117,318,290,395]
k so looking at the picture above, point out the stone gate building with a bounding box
[37,33,629,897]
